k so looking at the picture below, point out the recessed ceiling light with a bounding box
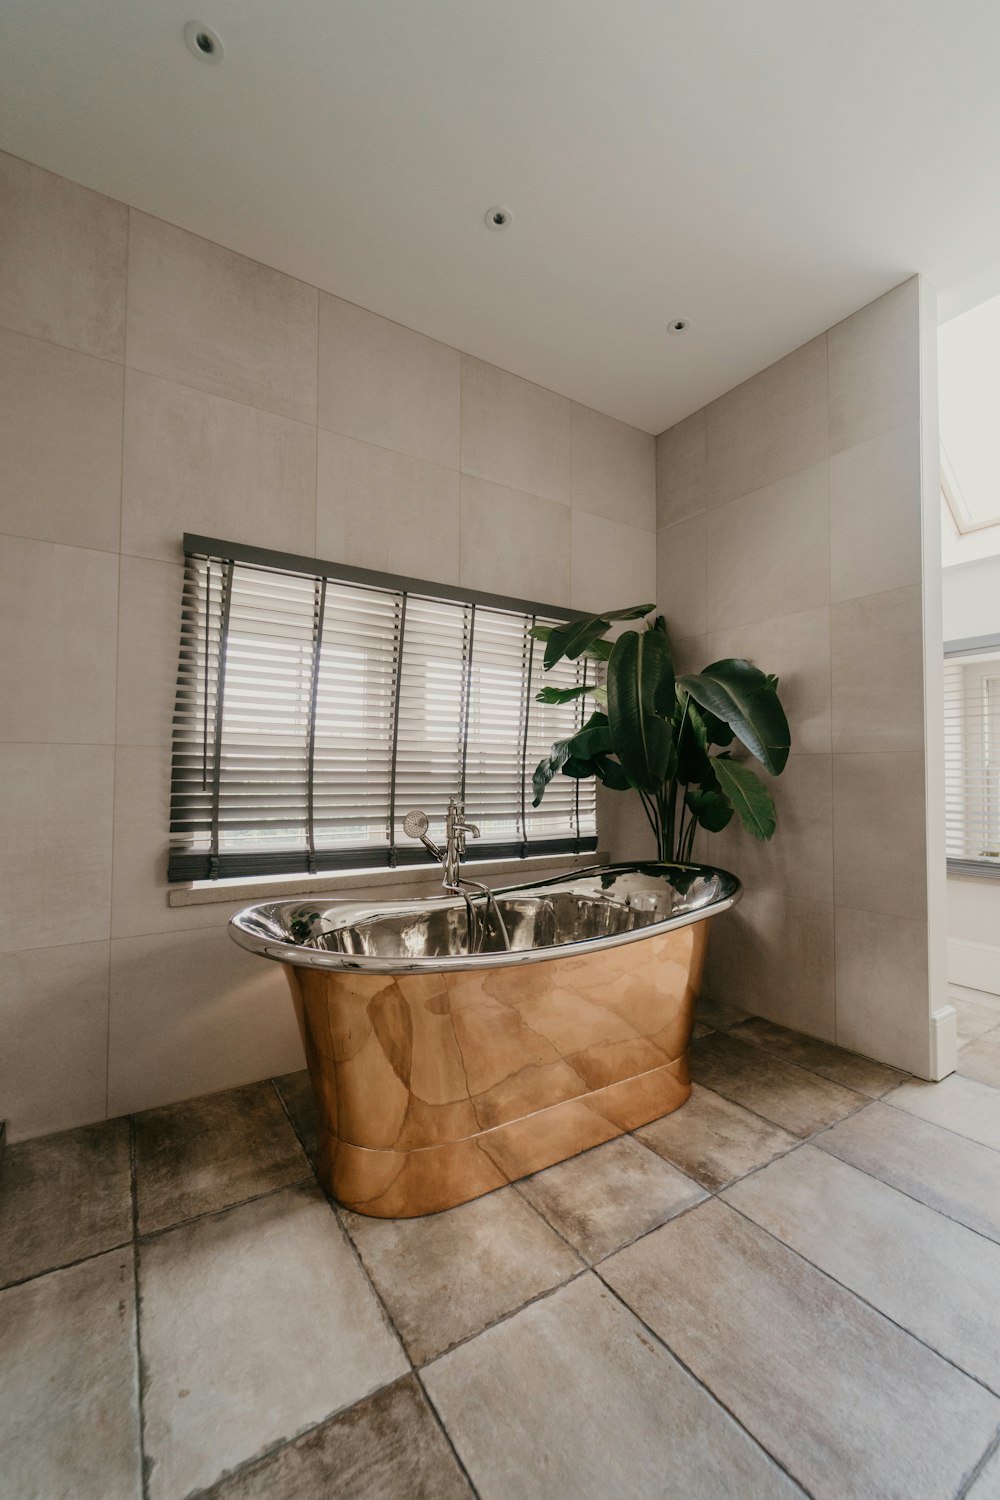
[485,207,513,231]
[184,21,224,61]
[668,318,690,334]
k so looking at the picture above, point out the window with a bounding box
[945,637,1000,876]
[169,536,597,880]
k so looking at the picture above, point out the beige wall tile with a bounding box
[0,743,114,951]
[706,336,827,507]
[706,462,829,631]
[0,941,110,1140]
[833,753,927,919]
[459,474,570,606]
[571,511,656,615]
[570,402,655,530]
[0,537,118,743]
[115,555,183,746]
[121,369,316,563]
[126,211,318,422]
[107,926,303,1115]
[830,422,922,602]
[656,409,706,529]
[656,514,706,639]
[111,746,241,940]
[828,279,920,453]
[316,430,460,586]
[703,889,836,1040]
[704,607,831,756]
[831,585,924,753]
[708,753,834,905]
[835,906,930,1070]
[0,151,127,360]
[0,328,123,551]
[460,355,572,505]
[318,295,460,468]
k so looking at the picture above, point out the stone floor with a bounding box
[4,989,1000,1499]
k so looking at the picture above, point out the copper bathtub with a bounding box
[229,862,740,1217]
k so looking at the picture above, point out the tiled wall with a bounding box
[0,149,656,1140]
[656,278,946,1076]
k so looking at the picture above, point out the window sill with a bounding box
[167,850,610,908]
[947,859,1000,883]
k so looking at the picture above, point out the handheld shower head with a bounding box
[402,810,429,840]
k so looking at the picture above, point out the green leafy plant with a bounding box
[532,604,790,863]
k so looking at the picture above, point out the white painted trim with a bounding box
[947,936,1000,997]
[927,1003,958,1080]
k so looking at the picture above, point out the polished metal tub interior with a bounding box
[230,862,740,1216]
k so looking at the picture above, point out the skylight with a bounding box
[939,290,1000,533]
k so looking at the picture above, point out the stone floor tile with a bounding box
[730,1015,907,1096]
[600,1198,999,1500]
[134,1080,310,1235]
[724,1144,1000,1393]
[272,1069,320,1162]
[422,1273,803,1500]
[517,1135,707,1263]
[958,1032,1000,1088]
[690,1031,865,1137]
[691,1021,714,1038]
[203,1376,471,1499]
[140,1182,405,1500]
[819,1101,1000,1243]
[695,993,750,1030]
[888,1073,1000,1152]
[0,1248,141,1499]
[636,1082,798,1191]
[967,1442,1000,1499]
[342,1186,582,1364]
[952,991,1000,1046]
[0,1118,132,1288]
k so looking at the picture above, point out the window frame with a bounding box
[169,534,599,882]
[945,631,1000,881]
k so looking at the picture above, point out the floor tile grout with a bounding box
[0,1236,135,1295]
[136,1173,317,1246]
[128,1115,152,1500]
[956,1424,1000,1500]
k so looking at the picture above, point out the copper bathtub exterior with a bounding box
[229,863,739,1217]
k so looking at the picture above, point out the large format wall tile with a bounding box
[656,408,706,529]
[121,369,316,563]
[0,744,114,952]
[115,554,183,746]
[828,279,920,454]
[706,462,829,631]
[829,421,922,602]
[702,890,836,1040]
[601,1198,1000,1500]
[704,606,832,755]
[831,585,924,753]
[0,151,128,360]
[108,926,303,1115]
[316,429,460,584]
[572,510,656,615]
[318,294,460,468]
[423,1273,801,1500]
[126,211,318,422]
[460,356,572,505]
[0,1249,141,1500]
[0,942,110,1140]
[705,336,827,508]
[569,402,655,530]
[0,536,118,743]
[139,1185,405,1500]
[835,907,929,1068]
[832,753,927,919]
[459,474,570,606]
[708,753,834,905]
[0,327,123,551]
[656,514,706,638]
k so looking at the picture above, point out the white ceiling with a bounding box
[4,1,1000,433]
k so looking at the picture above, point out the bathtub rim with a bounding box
[227,859,741,975]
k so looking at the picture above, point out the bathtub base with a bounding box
[315,1055,691,1217]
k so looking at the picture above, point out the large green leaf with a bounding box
[606,629,676,793]
[684,785,734,832]
[535,682,607,709]
[676,659,790,775]
[535,604,654,669]
[531,738,572,805]
[566,710,613,759]
[711,757,777,840]
[591,753,632,791]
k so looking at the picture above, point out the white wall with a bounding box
[942,553,1000,995]
[0,148,656,1141]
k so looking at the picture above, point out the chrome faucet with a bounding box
[401,796,510,952]
[443,796,480,887]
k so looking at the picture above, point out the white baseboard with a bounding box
[928,1004,958,1081]
[947,937,1000,997]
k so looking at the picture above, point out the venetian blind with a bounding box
[169,536,597,880]
[944,643,1000,875]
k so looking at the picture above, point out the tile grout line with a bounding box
[880,1087,1000,1156]
[956,1424,1000,1500]
[128,1114,152,1500]
[137,1173,317,1247]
